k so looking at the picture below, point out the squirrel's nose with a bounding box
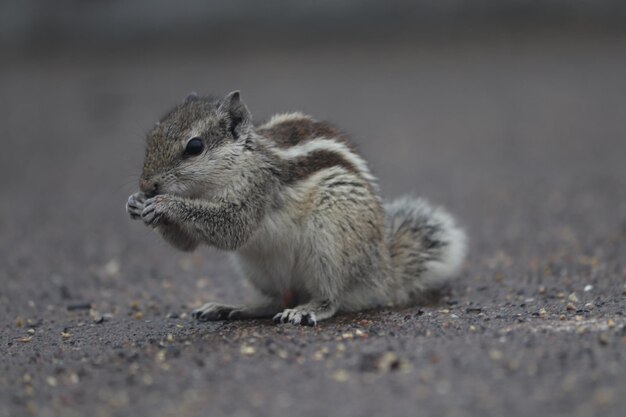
[139,178,160,197]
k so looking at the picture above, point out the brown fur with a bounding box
[280,150,358,184]
[258,118,353,149]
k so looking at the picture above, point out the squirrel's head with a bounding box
[139,91,254,198]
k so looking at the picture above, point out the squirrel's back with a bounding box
[253,112,467,308]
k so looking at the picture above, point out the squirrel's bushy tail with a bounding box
[384,197,467,305]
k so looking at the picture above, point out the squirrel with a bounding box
[126,91,467,326]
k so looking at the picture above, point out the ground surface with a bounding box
[1,31,625,417]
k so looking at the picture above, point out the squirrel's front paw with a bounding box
[126,192,146,220]
[192,303,238,321]
[141,195,172,227]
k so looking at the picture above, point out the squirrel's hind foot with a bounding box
[272,299,337,326]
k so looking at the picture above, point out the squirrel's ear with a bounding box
[222,90,240,105]
[182,92,199,104]
[218,90,252,139]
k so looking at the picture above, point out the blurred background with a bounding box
[1,2,625,417]
[2,0,625,244]
[3,0,626,47]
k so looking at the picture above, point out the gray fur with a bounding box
[127,92,468,325]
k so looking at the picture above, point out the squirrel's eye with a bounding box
[183,137,204,157]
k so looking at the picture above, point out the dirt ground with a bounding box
[1,31,625,417]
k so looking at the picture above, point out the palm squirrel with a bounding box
[126,91,467,326]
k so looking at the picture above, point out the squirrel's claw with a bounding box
[273,309,317,326]
[141,195,171,227]
[192,303,236,321]
[126,192,146,220]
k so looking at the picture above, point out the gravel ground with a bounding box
[1,31,625,417]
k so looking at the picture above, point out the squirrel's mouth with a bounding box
[139,177,161,197]
[145,189,161,198]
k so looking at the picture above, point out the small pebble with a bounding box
[539,308,547,317]
[607,319,616,328]
[332,369,349,382]
[559,314,566,321]
[27,328,35,335]
[566,303,576,311]
[67,302,92,311]
[155,351,166,363]
[568,293,579,303]
[46,376,57,387]
[142,374,153,386]
[103,258,121,276]
[584,285,593,292]
[489,349,503,361]
[90,309,105,323]
[376,352,402,372]
[598,334,609,345]
[240,345,256,356]
[196,278,209,289]
[313,350,325,361]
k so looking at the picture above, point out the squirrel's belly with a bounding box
[235,212,304,298]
